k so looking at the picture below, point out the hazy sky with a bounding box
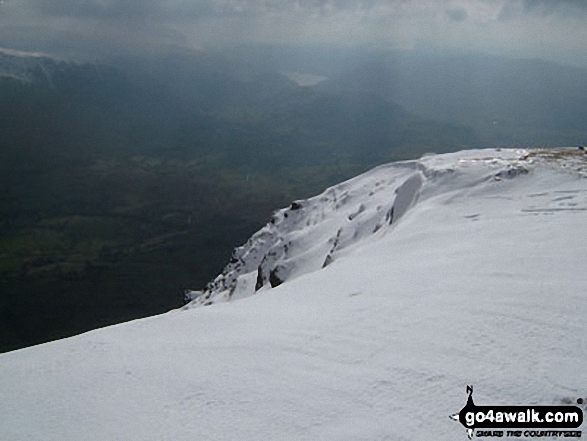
[1,0,587,65]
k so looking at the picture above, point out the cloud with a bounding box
[1,0,587,68]
[499,0,587,20]
[523,0,587,15]
[33,0,154,20]
[445,7,468,22]
[29,0,219,20]
[8,0,587,25]
[23,0,391,22]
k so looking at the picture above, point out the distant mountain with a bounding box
[0,48,66,83]
[228,46,587,147]
[0,47,475,167]
[317,52,587,146]
[5,43,587,147]
[0,47,123,90]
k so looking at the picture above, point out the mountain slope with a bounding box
[0,48,71,83]
[0,47,477,353]
[1,148,586,440]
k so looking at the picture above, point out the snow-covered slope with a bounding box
[187,153,428,305]
[1,148,586,441]
[188,148,585,307]
[0,47,115,86]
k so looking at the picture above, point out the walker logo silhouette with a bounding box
[450,386,583,439]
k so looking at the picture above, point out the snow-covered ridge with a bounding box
[187,147,585,307]
[0,47,66,83]
[0,47,111,86]
[187,160,424,305]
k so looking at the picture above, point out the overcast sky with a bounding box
[1,0,587,65]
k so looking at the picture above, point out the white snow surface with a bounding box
[2,148,587,441]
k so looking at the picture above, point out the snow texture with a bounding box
[1,148,587,441]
